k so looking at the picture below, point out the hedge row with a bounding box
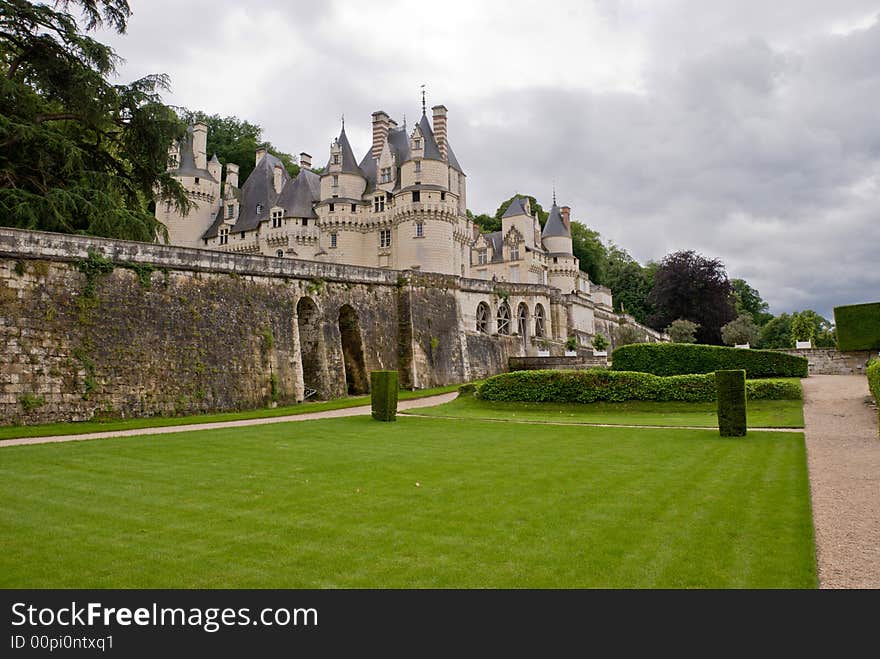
[834,302,880,351]
[868,360,879,425]
[475,369,802,403]
[611,343,808,378]
[716,370,747,437]
[370,370,398,422]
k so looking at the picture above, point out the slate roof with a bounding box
[541,202,570,238]
[171,126,216,181]
[229,152,290,233]
[502,196,530,218]
[274,168,321,219]
[326,126,365,176]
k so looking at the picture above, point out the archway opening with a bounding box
[297,296,327,399]
[338,304,369,395]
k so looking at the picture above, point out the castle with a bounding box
[157,102,656,350]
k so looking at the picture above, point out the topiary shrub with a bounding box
[716,370,747,437]
[458,383,476,396]
[475,369,801,404]
[834,302,880,351]
[370,370,398,422]
[611,343,808,378]
[592,333,609,352]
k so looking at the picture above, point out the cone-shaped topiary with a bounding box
[716,369,747,437]
[370,370,398,422]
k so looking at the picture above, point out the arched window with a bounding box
[535,304,546,338]
[276,249,284,258]
[497,302,511,335]
[517,303,529,337]
[476,302,490,334]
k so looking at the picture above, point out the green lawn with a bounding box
[0,384,459,441]
[0,416,816,588]
[409,395,804,428]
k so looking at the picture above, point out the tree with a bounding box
[569,221,607,285]
[721,314,761,346]
[731,279,772,326]
[790,310,835,347]
[647,250,737,344]
[467,209,499,233]
[666,319,699,343]
[757,313,793,349]
[0,0,190,241]
[604,245,654,325]
[180,111,299,185]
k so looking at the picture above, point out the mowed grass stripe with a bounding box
[0,416,815,588]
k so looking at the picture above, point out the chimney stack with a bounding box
[371,110,390,160]
[299,152,312,170]
[273,164,284,194]
[561,206,571,231]
[255,147,267,167]
[192,123,208,170]
[432,105,448,161]
[225,163,239,191]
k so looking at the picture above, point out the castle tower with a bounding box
[542,200,579,293]
[157,124,221,247]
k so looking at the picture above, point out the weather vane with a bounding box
[421,84,426,115]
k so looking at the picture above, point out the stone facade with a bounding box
[774,348,877,375]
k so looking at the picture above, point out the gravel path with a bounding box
[0,392,459,448]
[802,375,880,589]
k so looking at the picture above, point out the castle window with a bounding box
[414,138,421,150]
[226,204,234,219]
[374,196,385,212]
[535,304,546,338]
[380,229,391,248]
[477,249,487,265]
[271,209,283,228]
[414,160,421,173]
[476,302,490,334]
[240,232,245,239]
[412,191,420,203]
[497,302,511,335]
[351,203,356,213]
[332,175,339,188]
[256,203,263,215]
[510,244,520,260]
[330,232,337,248]
[219,228,229,245]
[276,250,284,258]
[329,203,335,212]
[332,154,339,164]
[415,221,424,238]
[440,192,446,201]
[380,167,392,183]
[194,177,199,185]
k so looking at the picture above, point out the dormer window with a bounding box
[256,203,263,215]
[414,138,421,150]
[477,249,487,265]
[332,154,340,165]
[414,160,421,173]
[226,204,234,219]
[380,167,392,183]
[510,245,520,260]
[271,209,283,228]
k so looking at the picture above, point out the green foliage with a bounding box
[180,111,299,186]
[604,245,654,324]
[14,259,26,276]
[834,302,880,351]
[476,369,801,404]
[458,383,476,396]
[565,336,579,351]
[592,333,609,352]
[269,372,278,403]
[867,359,879,427]
[569,221,607,285]
[76,250,114,296]
[721,314,761,347]
[127,262,154,289]
[306,278,324,295]
[716,370,747,437]
[260,326,274,353]
[614,324,644,347]
[72,346,97,399]
[731,279,772,326]
[790,312,815,344]
[370,370,398,421]
[467,209,500,233]
[0,0,190,241]
[666,319,699,344]
[18,392,45,413]
[788,310,835,347]
[611,343,808,378]
[757,313,793,349]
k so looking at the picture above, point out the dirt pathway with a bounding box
[802,375,880,588]
[0,392,459,448]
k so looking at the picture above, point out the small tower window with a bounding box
[256,203,263,215]
[351,203,356,213]
[374,196,385,212]
[380,229,391,248]
[329,203,335,212]
[271,209,283,228]
[414,160,421,173]
[332,175,339,187]
[415,221,424,238]
[440,192,446,201]
[380,167,392,183]
[194,177,200,185]
[226,204,234,219]
[414,138,421,150]
[412,191,420,203]
[219,228,229,245]
[330,232,337,248]
[276,249,284,258]
[332,154,339,164]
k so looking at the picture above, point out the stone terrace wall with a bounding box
[775,348,876,375]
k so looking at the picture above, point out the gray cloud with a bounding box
[98,1,880,319]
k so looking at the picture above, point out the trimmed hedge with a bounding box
[868,359,879,427]
[370,370,398,422]
[475,369,802,403]
[611,343,808,378]
[716,370,747,437]
[834,302,880,351]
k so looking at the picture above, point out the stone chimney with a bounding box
[255,147,267,167]
[371,110,390,160]
[432,105,448,161]
[225,163,239,191]
[299,152,312,170]
[561,206,571,231]
[192,122,208,170]
[273,164,284,194]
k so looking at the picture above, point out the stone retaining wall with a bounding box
[774,348,877,375]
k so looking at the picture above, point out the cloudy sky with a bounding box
[98,0,880,318]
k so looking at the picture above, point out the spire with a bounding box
[542,200,570,239]
[421,84,426,116]
[552,183,557,206]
